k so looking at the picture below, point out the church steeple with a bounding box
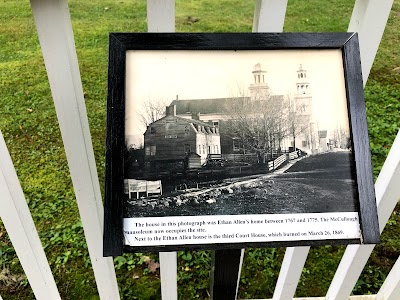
[249,63,270,100]
[294,64,315,153]
[296,64,311,95]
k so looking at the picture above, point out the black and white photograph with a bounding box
[102,33,379,253]
[122,49,361,247]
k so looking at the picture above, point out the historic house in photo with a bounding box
[144,105,220,166]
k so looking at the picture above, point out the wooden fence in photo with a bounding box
[268,154,288,171]
[0,0,399,299]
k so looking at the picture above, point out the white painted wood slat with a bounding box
[29,0,120,299]
[326,131,400,300]
[236,249,246,299]
[0,131,61,300]
[147,0,175,32]
[272,247,310,300]
[160,252,178,300]
[348,0,394,85]
[377,256,400,300]
[145,1,177,300]
[253,0,288,32]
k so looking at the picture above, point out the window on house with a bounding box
[145,146,150,156]
[233,138,241,151]
[150,127,156,134]
[184,125,189,132]
[184,144,191,154]
[150,145,156,156]
[302,141,308,147]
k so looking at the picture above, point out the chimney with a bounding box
[166,105,176,117]
[176,95,179,101]
[192,112,201,120]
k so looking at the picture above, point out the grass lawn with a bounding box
[0,0,399,299]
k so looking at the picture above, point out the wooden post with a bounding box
[159,252,178,300]
[29,0,120,299]
[376,256,400,300]
[272,247,310,300]
[210,249,244,300]
[0,131,61,300]
[253,0,288,32]
[348,0,394,85]
[145,1,178,299]
[147,0,175,32]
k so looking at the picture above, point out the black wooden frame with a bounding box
[103,33,379,256]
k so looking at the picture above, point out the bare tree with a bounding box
[332,126,350,149]
[284,94,311,150]
[225,89,287,163]
[137,97,168,127]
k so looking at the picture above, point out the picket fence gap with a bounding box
[0,0,397,299]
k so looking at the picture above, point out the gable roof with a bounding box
[151,114,216,128]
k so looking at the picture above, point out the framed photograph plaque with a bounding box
[103,33,379,256]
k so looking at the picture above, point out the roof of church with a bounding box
[170,95,283,115]
[152,114,216,128]
[170,97,245,115]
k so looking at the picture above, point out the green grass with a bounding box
[0,0,399,299]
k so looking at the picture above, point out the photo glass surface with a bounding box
[122,49,361,248]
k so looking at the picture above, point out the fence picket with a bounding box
[272,247,310,300]
[147,0,175,32]
[348,0,394,85]
[253,0,288,32]
[29,0,120,298]
[0,131,61,300]
[160,252,178,300]
[145,1,178,299]
[326,132,400,300]
[376,256,400,300]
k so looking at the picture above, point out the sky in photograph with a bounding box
[125,49,349,146]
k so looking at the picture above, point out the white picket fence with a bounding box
[0,0,399,299]
[268,154,288,171]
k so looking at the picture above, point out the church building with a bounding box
[169,63,320,156]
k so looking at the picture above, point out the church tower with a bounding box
[294,64,316,153]
[249,63,270,100]
[294,64,312,114]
